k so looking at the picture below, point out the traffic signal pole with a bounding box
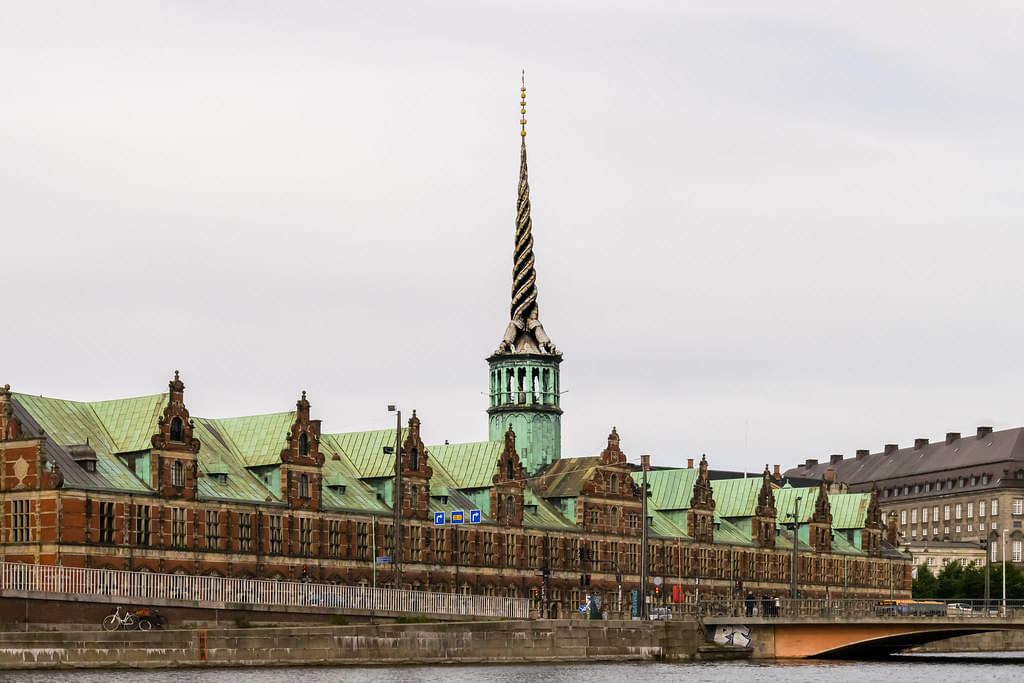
[640,455,650,620]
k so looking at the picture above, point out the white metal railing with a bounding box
[0,562,530,620]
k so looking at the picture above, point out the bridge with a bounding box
[701,598,1024,658]
[0,561,530,624]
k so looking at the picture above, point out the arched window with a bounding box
[169,417,184,442]
[610,506,618,528]
[610,474,618,494]
[410,448,418,470]
[299,473,309,499]
[505,497,514,520]
[171,460,184,487]
[298,433,309,456]
[507,459,515,480]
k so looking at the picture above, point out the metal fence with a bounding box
[0,562,530,620]
[677,597,1024,620]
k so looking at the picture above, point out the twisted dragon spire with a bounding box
[495,73,559,356]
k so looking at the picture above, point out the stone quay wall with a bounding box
[0,619,705,669]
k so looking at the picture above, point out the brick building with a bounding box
[0,85,910,614]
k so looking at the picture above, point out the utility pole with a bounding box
[1003,528,1007,614]
[371,514,377,589]
[983,536,991,611]
[640,454,650,620]
[388,405,402,588]
[790,496,802,600]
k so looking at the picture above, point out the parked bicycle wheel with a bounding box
[101,614,119,631]
[137,618,152,631]
[122,614,136,630]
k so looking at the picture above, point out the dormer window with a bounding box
[298,433,310,457]
[507,460,514,480]
[299,473,310,499]
[410,447,418,471]
[169,417,184,443]
[171,460,184,487]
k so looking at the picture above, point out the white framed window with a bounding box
[944,526,950,535]
[1014,499,1023,515]
[944,505,951,521]
[980,500,987,517]
[980,522,986,531]
[960,558,969,567]
[967,524,973,532]
[911,509,918,524]
[955,525,961,533]
[933,506,939,522]
[911,528,918,538]
[1015,541,1023,563]
[992,543,998,561]
[955,504,962,520]
[993,499,999,516]
[901,510,907,525]
[933,527,939,536]
[967,502,974,518]
[926,556,936,567]
[922,508,929,524]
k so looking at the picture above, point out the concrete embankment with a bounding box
[912,629,1024,653]
[0,619,739,669]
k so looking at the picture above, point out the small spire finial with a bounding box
[520,70,527,138]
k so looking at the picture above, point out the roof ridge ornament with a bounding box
[495,71,560,357]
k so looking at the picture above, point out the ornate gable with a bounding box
[0,385,24,441]
[754,464,777,549]
[493,425,525,486]
[280,391,324,466]
[599,427,626,465]
[401,411,432,480]
[810,477,833,552]
[687,454,716,544]
[151,371,200,454]
[492,425,525,527]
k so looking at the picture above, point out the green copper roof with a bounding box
[713,515,756,547]
[828,492,873,530]
[321,428,408,479]
[428,440,503,489]
[712,477,763,518]
[191,417,281,502]
[523,490,577,531]
[649,510,688,539]
[631,469,698,511]
[772,486,820,526]
[89,394,165,453]
[537,457,602,498]
[13,393,152,492]
[830,529,866,556]
[214,412,295,468]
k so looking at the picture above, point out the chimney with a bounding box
[945,432,961,445]
[687,458,694,469]
[805,458,818,467]
[884,444,898,455]
[830,453,843,464]
[914,438,929,450]
[825,468,835,482]
[855,449,869,459]
[641,454,650,471]
[977,426,993,438]
[773,464,780,478]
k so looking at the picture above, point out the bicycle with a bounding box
[101,606,137,631]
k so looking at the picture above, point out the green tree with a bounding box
[936,561,965,599]
[913,564,938,599]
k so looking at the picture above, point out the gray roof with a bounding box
[783,427,1024,489]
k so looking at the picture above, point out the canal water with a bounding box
[0,656,1020,683]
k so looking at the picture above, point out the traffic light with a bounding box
[735,580,742,591]
[585,574,591,586]
[579,574,585,586]
[654,584,661,597]
[532,587,541,599]
[302,565,308,579]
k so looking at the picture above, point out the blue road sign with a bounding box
[376,556,392,563]
[451,510,465,524]
[469,509,481,524]
[434,511,445,525]
[578,605,587,613]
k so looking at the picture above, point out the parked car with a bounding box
[948,603,973,614]
[648,607,672,621]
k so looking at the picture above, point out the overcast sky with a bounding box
[4,2,1024,473]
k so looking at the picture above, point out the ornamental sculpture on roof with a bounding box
[495,74,560,357]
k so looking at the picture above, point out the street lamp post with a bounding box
[982,536,991,611]
[388,404,402,587]
[789,497,802,601]
[1003,528,1007,615]
[640,454,650,620]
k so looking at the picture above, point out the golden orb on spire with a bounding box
[520,71,527,137]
